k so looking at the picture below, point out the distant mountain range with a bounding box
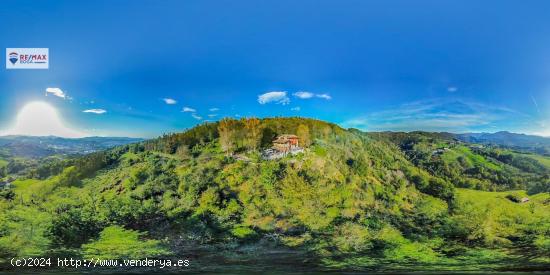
[0,136,143,158]
[453,131,550,155]
[1,131,548,159]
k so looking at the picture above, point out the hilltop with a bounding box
[0,117,549,272]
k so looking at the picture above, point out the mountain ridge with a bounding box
[451,131,550,155]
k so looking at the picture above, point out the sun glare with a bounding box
[2,101,86,138]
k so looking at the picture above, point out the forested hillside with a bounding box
[1,118,549,272]
[0,136,142,180]
[373,131,550,194]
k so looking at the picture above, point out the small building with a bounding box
[272,134,300,153]
[432,148,449,155]
[521,197,530,203]
[262,134,304,160]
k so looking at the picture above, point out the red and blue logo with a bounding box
[9,52,18,65]
[6,48,49,69]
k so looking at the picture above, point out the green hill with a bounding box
[373,131,550,193]
[0,136,142,182]
[455,131,550,156]
[1,118,549,272]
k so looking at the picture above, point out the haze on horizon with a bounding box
[1,0,550,138]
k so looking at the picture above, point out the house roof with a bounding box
[277,134,298,138]
[273,134,299,144]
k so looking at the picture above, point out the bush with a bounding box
[0,189,15,200]
[231,227,257,240]
[82,226,169,259]
[534,236,550,253]
[49,207,104,248]
[414,177,454,201]
[505,193,521,203]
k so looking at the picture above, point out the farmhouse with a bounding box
[262,134,304,160]
[272,134,300,153]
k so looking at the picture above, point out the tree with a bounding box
[0,166,6,178]
[297,124,311,147]
[0,207,51,257]
[48,207,103,248]
[322,125,332,139]
[424,178,455,201]
[176,145,191,159]
[261,127,277,148]
[218,118,238,155]
[243,117,262,151]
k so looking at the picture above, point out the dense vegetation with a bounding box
[0,136,141,180]
[375,131,550,194]
[0,118,549,272]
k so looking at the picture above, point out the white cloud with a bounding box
[291,106,301,111]
[191,113,202,120]
[293,91,314,99]
[162,98,177,105]
[316,93,332,100]
[182,107,196,112]
[208,114,218,117]
[45,88,66,99]
[530,94,540,115]
[209,108,220,112]
[447,86,458,92]
[258,91,290,105]
[292,91,332,100]
[341,98,527,133]
[83,109,107,114]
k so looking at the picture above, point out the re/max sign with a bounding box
[6,48,49,69]
[19,54,48,63]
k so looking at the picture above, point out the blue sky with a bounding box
[1,0,550,138]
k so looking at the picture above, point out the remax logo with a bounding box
[6,48,49,69]
[8,52,18,65]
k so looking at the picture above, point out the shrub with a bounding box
[505,194,521,203]
[82,226,169,259]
